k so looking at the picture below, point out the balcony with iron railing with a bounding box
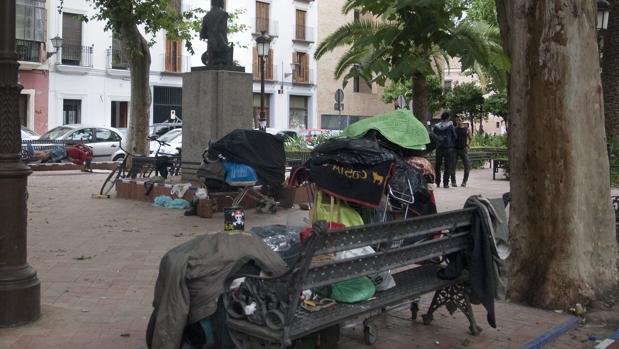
[252,63,278,82]
[158,54,190,74]
[253,17,279,37]
[107,48,129,70]
[60,44,93,67]
[16,39,43,63]
[294,25,315,43]
[292,68,314,85]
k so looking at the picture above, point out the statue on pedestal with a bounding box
[199,0,234,67]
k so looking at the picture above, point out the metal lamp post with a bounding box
[256,32,271,131]
[0,0,41,327]
[597,0,610,53]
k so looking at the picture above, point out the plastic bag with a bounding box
[170,183,192,198]
[223,161,258,186]
[327,276,376,303]
[336,247,396,292]
[195,187,208,200]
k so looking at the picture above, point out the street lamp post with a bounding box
[0,0,41,327]
[597,0,610,52]
[256,32,272,131]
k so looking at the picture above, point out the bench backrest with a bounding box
[295,207,476,290]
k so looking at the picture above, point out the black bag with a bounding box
[197,159,228,191]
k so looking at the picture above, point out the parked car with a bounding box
[38,125,125,161]
[21,126,40,140]
[151,132,182,156]
[112,128,182,161]
[254,128,298,139]
[150,122,182,138]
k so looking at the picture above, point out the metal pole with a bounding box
[259,54,266,131]
[0,0,41,327]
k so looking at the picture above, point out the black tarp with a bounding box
[207,129,286,192]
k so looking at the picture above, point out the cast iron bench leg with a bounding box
[363,319,377,345]
[410,299,420,321]
[421,284,482,336]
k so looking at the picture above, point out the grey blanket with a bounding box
[150,231,288,349]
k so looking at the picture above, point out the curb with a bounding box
[520,316,580,349]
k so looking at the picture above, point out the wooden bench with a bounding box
[223,207,492,347]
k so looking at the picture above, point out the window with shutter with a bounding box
[256,2,270,34]
[62,13,82,65]
[165,39,182,72]
[253,48,273,80]
[296,10,306,40]
[293,52,309,83]
[111,34,128,69]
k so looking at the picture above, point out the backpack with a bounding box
[428,131,446,151]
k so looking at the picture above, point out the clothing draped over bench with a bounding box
[440,196,510,328]
[150,232,287,349]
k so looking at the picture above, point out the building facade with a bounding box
[16,0,50,134]
[218,0,318,130]
[45,0,191,131]
[316,0,392,130]
[22,0,318,133]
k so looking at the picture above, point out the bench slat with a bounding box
[226,264,468,342]
[304,233,470,289]
[316,208,475,255]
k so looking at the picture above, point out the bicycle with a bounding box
[99,138,179,195]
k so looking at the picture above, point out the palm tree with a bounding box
[315,0,509,122]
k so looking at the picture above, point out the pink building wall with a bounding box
[18,70,49,134]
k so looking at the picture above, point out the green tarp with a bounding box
[342,109,430,150]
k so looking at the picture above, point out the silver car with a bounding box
[39,124,125,161]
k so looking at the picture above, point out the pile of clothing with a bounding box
[286,110,438,301]
[292,109,437,222]
[197,129,286,197]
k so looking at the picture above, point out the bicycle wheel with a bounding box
[100,166,121,195]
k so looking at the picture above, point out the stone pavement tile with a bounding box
[338,299,573,349]
[0,170,525,348]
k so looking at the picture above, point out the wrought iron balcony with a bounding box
[107,48,129,70]
[158,54,190,73]
[16,39,42,63]
[60,44,93,67]
[254,17,279,37]
[292,68,314,84]
[294,25,315,43]
[252,62,278,81]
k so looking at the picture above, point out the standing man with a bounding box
[452,116,472,187]
[432,111,457,188]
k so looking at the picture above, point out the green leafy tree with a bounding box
[484,91,508,122]
[445,82,485,131]
[315,0,508,122]
[467,0,498,25]
[382,76,444,116]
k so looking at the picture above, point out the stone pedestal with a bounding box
[181,69,253,180]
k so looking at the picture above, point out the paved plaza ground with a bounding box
[0,168,616,348]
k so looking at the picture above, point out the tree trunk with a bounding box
[602,0,619,137]
[497,1,618,309]
[412,73,428,122]
[120,24,151,157]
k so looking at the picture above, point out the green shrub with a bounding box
[470,133,507,148]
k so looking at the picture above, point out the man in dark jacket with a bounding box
[451,116,472,187]
[432,111,457,188]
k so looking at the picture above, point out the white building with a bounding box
[45,0,317,131]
